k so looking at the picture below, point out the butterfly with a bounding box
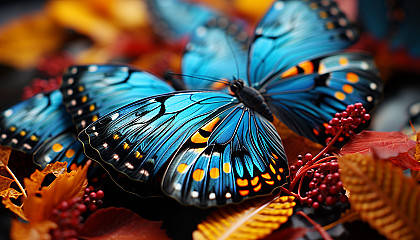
[0,65,174,177]
[77,0,383,207]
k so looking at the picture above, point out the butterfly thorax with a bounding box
[230,79,274,122]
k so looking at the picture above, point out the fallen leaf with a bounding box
[2,190,27,221]
[78,207,169,240]
[10,220,57,240]
[0,12,66,69]
[338,153,420,240]
[193,195,295,240]
[340,130,420,170]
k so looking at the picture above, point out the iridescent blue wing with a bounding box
[61,65,175,131]
[182,16,249,90]
[248,0,358,88]
[262,52,383,145]
[0,90,72,154]
[78,91,288,206]
[146,0,217,39]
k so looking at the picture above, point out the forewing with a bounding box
[182,16,249,90]
[163,106,289,206]
[248,0,357,88]
[263,53,383,145]
[61,65,174,131]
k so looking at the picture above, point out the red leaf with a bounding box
[263,227,309,240]
[340,130,420,170]
[78,207,169,240]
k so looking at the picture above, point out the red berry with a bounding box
[306,198,313,205]
[96,190,104,199]
[84,188,91,194]
[331,118,340,125]
[319,184,327,192]
[312,202,320,209]
[84,197,91,204]
[341,111,348,117]
[309,181,316,189]
[330,185,339,195]
[304,153,313,161]
[89,192,97,200]
[89,204,98,212]
[311,189,319,197]
[364,114,370,121]
[77,204,87,213]
[58,201,69,210]
[325,196,335,205]
[296,160,303,167]
[340,195,348,203]
[332,172,340,181]
[317,194,324,202]
[336,181,343,189]
[347,104,355,112]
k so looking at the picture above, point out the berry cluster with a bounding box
[50,187,104,240]
[304,159,348,209]
[324,103,370,144]
[289,153,313,178]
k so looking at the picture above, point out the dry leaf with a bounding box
[338,153,420,240]
[0,146,12,167]
[23,161,89,223]
[0,12,66,69]
[2,190,27,221]
[193,195,295,240]
[10,220,57,240]
[79,207,169,240]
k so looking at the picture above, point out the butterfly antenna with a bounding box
[225,27,241,81]
[169,72,230,86]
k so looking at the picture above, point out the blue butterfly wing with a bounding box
[263,52,382,145]
[0,90,73,154]
[163,106,288,206]
[61,65,175,131]
[248,0,358,88]
[78,91,288,206]
[182,16,249,90]
[146,0,217,39]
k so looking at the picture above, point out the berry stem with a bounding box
[312,127,343,162]
[279,186,307,202]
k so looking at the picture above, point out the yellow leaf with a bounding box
[338,153,420,240]
[2,190,27,221]
[23,161,89,223]
[10,220,57,240]
[193,195,295,240]
[0,146,12,167]
[0,12,66,69]
[0,188,23,199]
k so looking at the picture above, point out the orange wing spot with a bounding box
[281,67,298,78]
[113,134,119,140]
[310,2,318,9]
[261,173,271,179]
[253,183,262,192]
[335,92,346,101]
[223,163,231,173]
[313,128,319,136]
[326,22,334,29]
[319,11,328,18]
[271,153,278,160]
[202,117,220,132]
[191,132,208,144]
[211,82,228,91]
[265,180,275,185]
[81,96,88,103]
[192,169,205,181]
[339,57,349,66]
[270,164,276,174]
[277,175,282,181]
[342,84,354,94]
[78,86,84,92]
[251,176,259,186]
[52,143,63,152]
[346,72,359,83]
[9,126,16,132]
[323,123,329,128]
[298,61,314,74]
[70,163,78,171]
[123,142,129,150]
[318,63,326,74]
[20,131,26,136]
[92,115,98,122]
[134,151,143,159]
[89,104,95,111]
[237,178,249,187]
[279,168,284,173]
[239,190,249,196]
[210,168,220,179]
[65,149,75,158]
[30,135,38,141]
[177,163,188,174]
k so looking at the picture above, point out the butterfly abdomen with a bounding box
[237,86,274,122]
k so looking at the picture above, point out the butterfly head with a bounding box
[230,79,244,94]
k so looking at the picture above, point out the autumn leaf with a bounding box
[338,153,420,240]
[340,130,420,170]
[10,220,57,240]
[78,207,169,240]
[0,146,12,167]
[0,12,66,69]
[23,161,89,222]
[193,195,295,240]
[2,190,27,221]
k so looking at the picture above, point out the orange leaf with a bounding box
[23,161,89,223]
[0,12,66,69]
[10,220,57,240]
[2,190,27,221]
[0,146,12,167]
[78,207,169,240]
[0,175,13,193]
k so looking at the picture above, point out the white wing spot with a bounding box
[67,77,74,85]
[360,62,369,70]
[125,162,134,169]
[4,109,13,117]
[195,26,207,37]
[44,156,52,163]
[209,193,216,200]
[175,183,182,191]
[70,67,77,74]
[11,138,18,144]
[113,154,119,161]
[81,120,86,127]
[67,89,73,95]
[409,102,420,116]
[274,1,284,10]
[121,67,129,72]
[71,100,76,106]
[191,191,199,198]
[77,109,83,115]
[23,143,32,150]
[103,142,108,148]
[370,83,377,90]
[1,134,6,139]
[367,96,373,102]
[139,169,150,177]
[111,113,119,120]
[225,192,232,198]
[88,65,98,72]
[255,27,263,35]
